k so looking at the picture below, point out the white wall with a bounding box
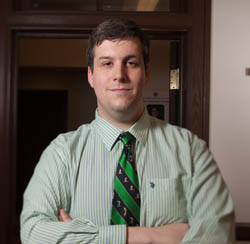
[210,0,250,222]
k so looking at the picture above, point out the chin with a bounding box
[109,100,143,115]
[114,105,141,117]
[114,107,131,114]
[111,102,131,111]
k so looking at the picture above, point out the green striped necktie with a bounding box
[111,132,140,226]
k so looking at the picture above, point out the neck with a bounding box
[98,107,144,130]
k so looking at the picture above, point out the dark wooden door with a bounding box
[17,90,68,214]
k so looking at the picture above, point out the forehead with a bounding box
[93,37,143,58]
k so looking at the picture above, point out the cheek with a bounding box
[92,79,106,98]
[93,85,102,98]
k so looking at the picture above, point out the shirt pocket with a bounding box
[144,178,190,227]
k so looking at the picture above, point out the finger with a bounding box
[58,208,72,222]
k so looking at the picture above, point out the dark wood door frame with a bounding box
[0,1,214,243]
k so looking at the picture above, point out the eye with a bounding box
[126,60,138,67]
[103,61,113,67]
[101,60,113,68]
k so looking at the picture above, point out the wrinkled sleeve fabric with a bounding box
[20,135,126,244]
[181,134,235,244]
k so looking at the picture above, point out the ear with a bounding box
[88,66,94,88]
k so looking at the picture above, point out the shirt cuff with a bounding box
[99,224,127,244]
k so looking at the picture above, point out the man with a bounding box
[20,19,235,244]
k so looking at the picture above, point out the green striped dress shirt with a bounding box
[20,110,235,244]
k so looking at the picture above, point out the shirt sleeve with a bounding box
[181,134,235,244]
[20,135,127,244]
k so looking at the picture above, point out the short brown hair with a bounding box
[86,18,150,71]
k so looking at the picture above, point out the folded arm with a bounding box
[59,209,189,244]
[20,139,126,244]
[180,134,235,243]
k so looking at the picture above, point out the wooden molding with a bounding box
[236,223,250,241]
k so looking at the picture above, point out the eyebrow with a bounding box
[98,55,139,60]
[98,56,111,60]
[124,55,139,60]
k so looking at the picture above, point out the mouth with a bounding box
[109,88,132,93]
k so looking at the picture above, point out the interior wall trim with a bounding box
[236,222,250,241]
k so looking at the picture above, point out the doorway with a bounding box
[14,35,182,243]
[17,90,68,213]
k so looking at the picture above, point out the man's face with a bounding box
[88,37,149,127]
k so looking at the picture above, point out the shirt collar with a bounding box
[127,109,149,146]
[93,108,150,151]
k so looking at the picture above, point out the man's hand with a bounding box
[58,209,188,244]
[58,208,72,222]
[127,223,189,244]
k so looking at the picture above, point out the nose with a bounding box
[113,63,126,82]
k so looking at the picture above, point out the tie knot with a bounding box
[120,132,135,146]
